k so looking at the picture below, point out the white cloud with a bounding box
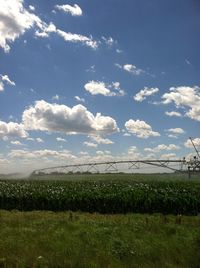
[29,5,35,11]
[116,63,144,75]
[0,0,44,52]
[84,81,125,97]
[74,96,85,103]
[123,132,131,137]
[55,4,82,16]
[134,87,159,102]
[123,64,144,75]
[184,138,200,148]
[144,144,180,153]
[1,74,15,86]
[52,94,60,100]
[86,65,95,73]
[22,100,118,136]
[79,151,89,156]
[36,138,44,143]
[167,128,185,134]
[84,81,110,96]
[0,74,16,92]
[30,88,36,93]
[160,153,177,159]
[0,0,97,52]
[35,22,98,49]
[10,140,23,146]
[26,137,34,141]
[125,119,160,139]
[167,134,178,139]
[115,63,122,69]
[56,137,67,142]
[101,36,116,47]
[126,146,141,159]
[83,141,97,148]
[35,22,56,38]
[0,81,4,91]
[165,111,182,117]
[116,49,123,53]
[162,86,200,121]
[128,146,138,154]
[89,135,114,144]
[56,29,98,49]
[8,149,76,160]
[0,120,28,139]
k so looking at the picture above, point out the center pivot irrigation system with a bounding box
[32,138,200,178]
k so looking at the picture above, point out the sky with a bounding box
[0,0,200,174]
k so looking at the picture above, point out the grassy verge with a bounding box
[0,210,200,267]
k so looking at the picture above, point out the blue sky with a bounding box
[0,0,200,173]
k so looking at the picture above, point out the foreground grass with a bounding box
[0,210,200,267]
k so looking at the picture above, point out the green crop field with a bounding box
[0,173,200,214]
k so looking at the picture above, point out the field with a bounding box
[0,173,200,267]
[1,210,200,268]
[0,173,200,214]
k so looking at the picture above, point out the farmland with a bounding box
[0,173,200,214]
[0,210,200,267]
[0,173,200,267]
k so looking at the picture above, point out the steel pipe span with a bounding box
[31,158,200,176]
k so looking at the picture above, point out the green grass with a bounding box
[0,210,200,267]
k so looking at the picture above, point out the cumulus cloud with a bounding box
[134,87,159,102]
[165,111,182,117]
[55,4,82,16]
[0,74,16,92]
[22,100,118,136]
[89,135,114,144]
[125,119,160,139]
[116,63,144,75]
[0,120,28,139]
[144,144,180,153]
[167,128,185,134]
[8,149,76,160]
[184,138,200,148]
[0,0,97,52]
[74,96,85,103]
[0,0,44,52]
[84,81,125,97]
[83,141,98,148]
[162,86,200,121]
